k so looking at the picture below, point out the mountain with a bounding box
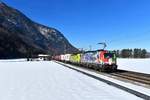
[0,2,78,59]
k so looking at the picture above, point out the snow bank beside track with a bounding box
[118,58,150,74]
[55,61,150,98]
[0,60,143,100]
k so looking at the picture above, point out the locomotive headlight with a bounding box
[109,59,112,65]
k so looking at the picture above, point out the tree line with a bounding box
[113,48,148,58]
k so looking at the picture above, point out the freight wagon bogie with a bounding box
[101,65,117,72]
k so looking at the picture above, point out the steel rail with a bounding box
[55,61,150,100]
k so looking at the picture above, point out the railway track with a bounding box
[55,61,150,100]
[67,62,150,86]
[56,61,150,86]
[109,70,150,86]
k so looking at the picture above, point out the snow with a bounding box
[59,61,150,97]
[7,19,17,25]
[118,58,150,74]
[0,60,142,100]
[38,26,57,36]
[38,26,49,35]
[0,59,27,62]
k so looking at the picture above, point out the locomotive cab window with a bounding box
[104,53,114,58]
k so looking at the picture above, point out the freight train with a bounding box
[53,50,117,72]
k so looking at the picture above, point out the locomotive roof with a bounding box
[84,49,105,53]
[71,49,115,55]
[62,49,115,55]
[78,49,108,54]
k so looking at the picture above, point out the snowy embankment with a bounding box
[0,59,27,62]
[0,60,142,100]
[58,61,150,97]
[118,58,150,74]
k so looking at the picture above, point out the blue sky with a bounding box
[3,0,150,51]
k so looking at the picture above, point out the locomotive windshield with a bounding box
[104,53,114,58]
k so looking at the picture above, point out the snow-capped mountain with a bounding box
[0,2,78,58]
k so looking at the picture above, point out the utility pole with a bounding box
[78,48,84,53]
[97,42,107,50]
[89,45,92,51]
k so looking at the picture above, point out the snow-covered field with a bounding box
[60,61,150,97]
[118,58,150,74]
[0,59,27,62]
[0,60,142,100]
